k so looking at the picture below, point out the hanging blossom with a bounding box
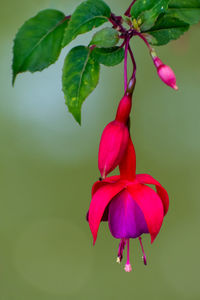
[87,38,170,272]
[88,137,169,272]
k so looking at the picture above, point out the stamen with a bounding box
[138,237,147,266]
[117,238,126,263]
[124,239,132,272]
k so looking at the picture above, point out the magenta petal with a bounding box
[108,190,149,239]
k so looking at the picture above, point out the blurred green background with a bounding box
[0,0,200,299]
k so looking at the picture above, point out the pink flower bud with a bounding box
[153,57,178,91]
[98,86,135,178]
[98,120,129,178]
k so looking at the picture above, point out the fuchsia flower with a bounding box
[98,79,135,178]
[151,52,178,90]
[88,137,169,272]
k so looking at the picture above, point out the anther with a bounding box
[117,239,126,263]
[116,257,121,264]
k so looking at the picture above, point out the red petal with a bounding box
[91,176,120,196]
[136,174,169,215]
[88,182,124,245]
[127,184,164,243]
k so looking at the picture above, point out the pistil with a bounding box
[139,237,147,265]
[124,239,132,272]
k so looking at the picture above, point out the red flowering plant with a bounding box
[12,0,200,272]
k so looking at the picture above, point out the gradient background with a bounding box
[0,0,200,299]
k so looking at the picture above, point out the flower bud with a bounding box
[98,120,129,178]
[98,81,135,178]
[152,53,178,90]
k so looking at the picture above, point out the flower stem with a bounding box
[128,44,136,80]
[124,38,130,92]
[125,0,137,17]
[135,32,153,52]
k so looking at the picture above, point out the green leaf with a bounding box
[168,0,200,25]
[90,28,119,48]
[144,13,190,45]
[62,0,111,47]
[169,0,200,9]
[166,8,200,24]
[131,0,170,30]
[92,47,124,66]
[131,0,156,18]
[12,9,69,85]
[62,46,100,124]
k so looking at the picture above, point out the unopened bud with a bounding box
[98,90,134,178]
[151,52,178,91]
[98,120,129,178]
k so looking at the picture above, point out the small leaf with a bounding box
[62,0,111,47]
[140,0,170,30]
[90,28,119,48]
[92,47,124,66]
[144,13,190,45]
[131,0,156,19]
[131,0,170,30]
[62,46,100,124]
[168,0,200,25]
[12,9,69,85]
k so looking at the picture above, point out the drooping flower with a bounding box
[151,52,178,90]
[98,79,135,178]
[88,137,169,272]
